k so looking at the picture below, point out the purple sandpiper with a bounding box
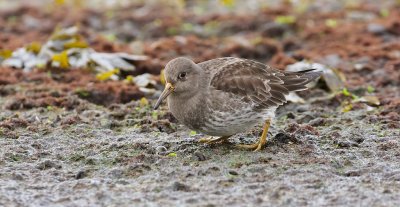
[154,57,321,151]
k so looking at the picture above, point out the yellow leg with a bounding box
[237,119,271,151]
[199,136,231,144]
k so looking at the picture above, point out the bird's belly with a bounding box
[198,107,276,136]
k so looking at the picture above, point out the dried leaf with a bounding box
[75,88,90,97]
[124,75,134,84]
[219,0,235,7]
[151,111,158,120]
[1,26,147,78]
[55,0,66,6]
[285,92,305,103]
[52,51,69,68]
[325,19,338,28]
[342,103,353,112]
[380,8,390,17]
[134,73,156,87]
[51,26,80,41]
[286,61,344,92]
[96,69,120,81]
[90,52,147,71]
[358,96,380,106]
[26,42,42,54]
[138,87,157,95]
[275,15,296,24]
[342,88,351,96]
[0,49,12,59]
[367,86,375,93]
[139,97,149,107]
[2,58,23,68]
[160,69,166,85]
[64,41,88,49]
[167,152,177,157]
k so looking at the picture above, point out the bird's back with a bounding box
[198,57,321,110]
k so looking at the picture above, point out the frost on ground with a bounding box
[0,97,399,206]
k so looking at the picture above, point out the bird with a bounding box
[153,57,321,151]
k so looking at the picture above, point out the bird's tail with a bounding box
[283,69,322,91]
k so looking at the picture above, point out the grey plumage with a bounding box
[155,57,321,138]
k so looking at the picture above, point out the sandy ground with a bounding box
[1,93,399,206]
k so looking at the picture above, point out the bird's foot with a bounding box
[236,119,271,151]
[236,141,265,151]
[199,136,230,145]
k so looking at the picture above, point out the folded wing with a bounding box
[207,58,321,110]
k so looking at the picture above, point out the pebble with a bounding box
[12,173,24,181]
[261,22,289,37]
[155,146,168,155]
[194,150,207,161]
[296,105,309,113]
[108,169,124,179]
[274,132,295,144]
[309,118,326,127]
[75,170,87,179]
[336,141,351,148]
[36,160,62,170]
[171,181,191,191]
[367,23,386,35]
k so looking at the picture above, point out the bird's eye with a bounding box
[178,72,187,80]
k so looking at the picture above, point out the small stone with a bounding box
[298,114,315,123]
[12,173,24,181]
[274,132,294,144]
[125,163,151,176]
[344,170,361,177]
[337,141,351,148]
[367,23,386,35]
[309,118,326,127]
[75,170,87,179]
[194,150,207,161]
[321,54,342,68]
[198,166,221,176]
[108,169,124,179]
[185,198,198,204]
[383,189,391,194]
[155,146,168,155]
[171,181,191,191]
[354,137,364,143]
[296,105,309,113]
[286,112,295,119]
[228,170,239,176]
[261,22,289,37]
[36,160,62,170]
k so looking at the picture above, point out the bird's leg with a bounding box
[199,136,231,144]
[237,119,271,151]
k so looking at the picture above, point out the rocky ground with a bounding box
[0,1,399,206]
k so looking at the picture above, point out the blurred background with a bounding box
[0,0,399,110]
[1,1,400,206]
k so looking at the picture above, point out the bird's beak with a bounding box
[153,82,175,110]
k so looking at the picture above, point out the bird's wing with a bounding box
[207,58,320,109]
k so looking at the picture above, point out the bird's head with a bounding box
[154,57,204,109]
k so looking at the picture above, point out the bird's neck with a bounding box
[167,89,208,131]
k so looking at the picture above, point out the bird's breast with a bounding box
[167,94,207,131]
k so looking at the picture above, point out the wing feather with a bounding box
[203,57,321,110]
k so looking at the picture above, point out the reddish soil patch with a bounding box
[0,2,399,113]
